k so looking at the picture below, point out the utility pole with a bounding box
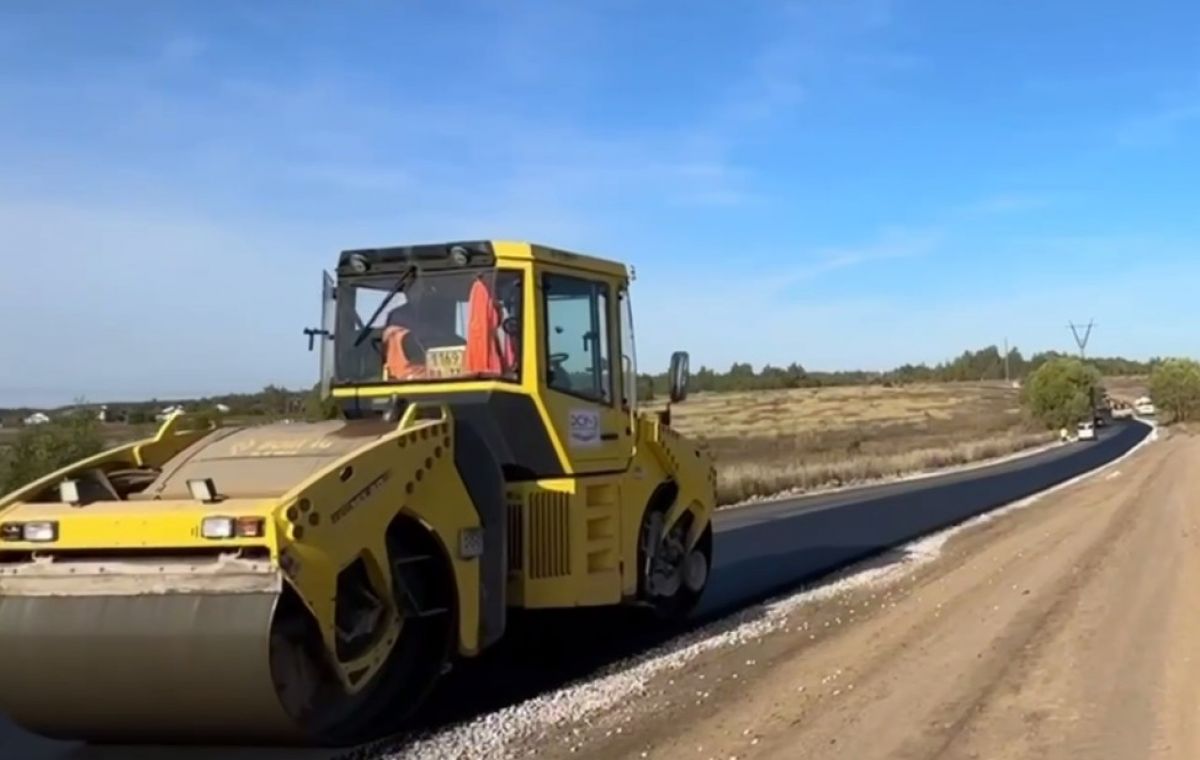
[1068,320,1095,358]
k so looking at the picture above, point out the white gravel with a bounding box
[374,422,1156,760]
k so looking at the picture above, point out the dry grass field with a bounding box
[649,382,1056,505]
[3,376,1147,505]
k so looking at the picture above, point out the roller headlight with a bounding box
[22,521,59,543]
[200,516,266,540]
[200,516,235,539]
[1,521,59,543]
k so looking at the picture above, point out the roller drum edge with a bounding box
[0,569,303,744]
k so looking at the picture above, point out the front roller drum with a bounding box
[0,561,301,745]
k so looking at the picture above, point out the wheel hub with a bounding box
[682,548,708,593]
[643,513,692,598]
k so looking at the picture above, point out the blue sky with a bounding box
[1,1,1198,406]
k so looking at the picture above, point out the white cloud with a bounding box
[629,227,1200,374]
[795,226,941,279]
[629,227,941,370]
[20,1,1191,404]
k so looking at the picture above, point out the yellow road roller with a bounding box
[0,240,716,746]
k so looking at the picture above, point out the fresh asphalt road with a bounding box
[0,421,1149,760]
[702,420,1148,619]
[546,421,1182,760]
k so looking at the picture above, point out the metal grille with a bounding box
[507,502,523,572]
[528,492,571,579]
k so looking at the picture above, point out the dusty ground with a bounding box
[524,429,1197,760]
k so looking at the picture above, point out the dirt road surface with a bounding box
[523,431,1198,760]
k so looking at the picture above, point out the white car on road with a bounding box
[1077,421,1097,441]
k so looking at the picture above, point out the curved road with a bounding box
[0,421,1150,760]
[527,421,1184,760]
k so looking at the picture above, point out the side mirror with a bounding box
[668,351,690,403]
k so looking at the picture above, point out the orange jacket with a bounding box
[382,325,425,380]
[464,278,516,375]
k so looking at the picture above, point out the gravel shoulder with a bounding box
[524,431,1196,760]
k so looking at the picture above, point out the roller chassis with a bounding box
[0,239,715,746]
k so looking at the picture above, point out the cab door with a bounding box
[539,270,633,474]
[316,270,337,396]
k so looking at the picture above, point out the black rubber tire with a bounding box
[636,509,713,624]
[347,525,456,739]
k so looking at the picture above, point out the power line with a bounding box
[1068,319,1096,358]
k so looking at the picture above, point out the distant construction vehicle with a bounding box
[1134,396,1156,416]
[0,240,716,746]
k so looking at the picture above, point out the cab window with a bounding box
[334,268,523,384]
[542,273,612,403]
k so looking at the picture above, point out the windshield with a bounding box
[334,268,522,385]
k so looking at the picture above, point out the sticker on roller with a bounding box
[568,409,600,448]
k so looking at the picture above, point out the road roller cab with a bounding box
[321,241,715,605]
[0,240,716,747]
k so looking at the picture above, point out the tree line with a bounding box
[638,345,1159,399]
[1021,355,1200,430]
[0,345,1163,424]
[4,354,1199,497]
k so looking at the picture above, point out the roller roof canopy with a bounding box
[337,240,629,279]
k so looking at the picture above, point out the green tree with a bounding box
[126,409,152,425]
[636,373,656,402]
[1,410,105,494]
[1149,358,1200,424]
[0,448,11,495]
[1022,357,1103,430]
[784,362,808,388]
[303,385,341,421]
[259,384,291,417]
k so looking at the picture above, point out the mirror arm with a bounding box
[304,327,331,352]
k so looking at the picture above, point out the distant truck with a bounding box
[1112,404,1134,420]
